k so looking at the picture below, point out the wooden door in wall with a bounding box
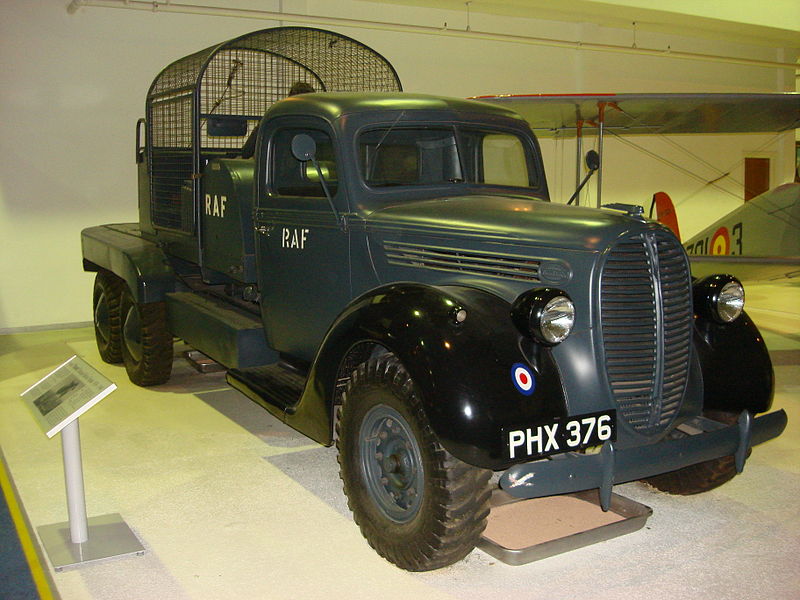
[744,157,770,201]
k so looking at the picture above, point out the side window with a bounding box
[481,134,529,187]
[271,128,338,197]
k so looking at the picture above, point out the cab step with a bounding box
[226,363,306,413]
[183,350,225,374]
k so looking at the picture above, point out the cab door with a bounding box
[254,122,351,362]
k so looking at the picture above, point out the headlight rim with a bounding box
[716,279,745,323]
[693,274,745,324]
[511,287,576,346]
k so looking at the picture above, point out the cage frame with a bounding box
[144,26,402,233]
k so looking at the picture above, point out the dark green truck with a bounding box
[82,28,786,570]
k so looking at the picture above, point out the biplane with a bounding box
[475,92,800,281]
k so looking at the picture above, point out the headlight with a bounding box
[539,295,575,343]
[693,275,745,323]
[512,288,575,345]
[716,280,745,322]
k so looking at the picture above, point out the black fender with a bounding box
[289,283,568,470]
[693,309,774,415]
[81,224,176,303]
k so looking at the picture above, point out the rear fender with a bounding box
[292,283,568,469]
[82,225,176,303]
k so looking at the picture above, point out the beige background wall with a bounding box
[0,0,797,330]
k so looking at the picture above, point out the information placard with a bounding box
[20,355,116,438]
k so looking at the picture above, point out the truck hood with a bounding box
[364,195,643,252]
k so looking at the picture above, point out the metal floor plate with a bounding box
[478,489,652,566]
[38,513,145,571]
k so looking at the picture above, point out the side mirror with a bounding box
[567,149,601,206]
[289,133,343,231]
[291,133,317,162]
[585,149,600,171]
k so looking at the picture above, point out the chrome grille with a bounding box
[601,231,692,435]
[384,241,540,282]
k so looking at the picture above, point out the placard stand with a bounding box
[60,419,89,544]
[21,356,145,571]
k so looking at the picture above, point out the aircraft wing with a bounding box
[473,93,800,137]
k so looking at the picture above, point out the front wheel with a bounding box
[119,287,173,386]
[337,353,491,571]
[643,410,745,495]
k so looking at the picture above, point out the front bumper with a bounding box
[499,409,787,510]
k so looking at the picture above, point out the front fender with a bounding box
[693,310,774,414]
[292,283,568,469]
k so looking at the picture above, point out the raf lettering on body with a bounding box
[282,228,309,249]
[205,194,227,218]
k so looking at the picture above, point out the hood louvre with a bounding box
[383,241,541,282]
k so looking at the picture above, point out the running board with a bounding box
[166,292,277,369]
[227,363,306,415]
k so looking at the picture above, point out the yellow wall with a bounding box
[0,0,797,329]
[588,0,800,32]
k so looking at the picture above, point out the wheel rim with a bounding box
[94,290,111,344]
[122,304,143,362]
[359,404,424,523]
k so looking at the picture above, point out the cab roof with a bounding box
[265,92,527,125]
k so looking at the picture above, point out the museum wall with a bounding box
[0,0,797,331]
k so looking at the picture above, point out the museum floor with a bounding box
[0,282,798,600]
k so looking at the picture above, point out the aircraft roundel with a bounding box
[511,363,536,396]
[710,226,730,255]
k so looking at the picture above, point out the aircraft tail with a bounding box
[652,191,681,241]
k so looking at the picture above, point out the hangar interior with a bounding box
[0,1,798,598]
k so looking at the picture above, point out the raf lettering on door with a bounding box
[282,228,309,249]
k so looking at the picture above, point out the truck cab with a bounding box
[213,93,549,361]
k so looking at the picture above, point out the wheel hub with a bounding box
[360,405,424,523]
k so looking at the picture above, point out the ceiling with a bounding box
[365,0,800,48]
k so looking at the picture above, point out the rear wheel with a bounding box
[643,410,745,495]
[120,287,173,386]
[93,270,125,364]
[337,353,491,571]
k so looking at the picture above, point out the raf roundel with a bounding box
[711,226,730,255]
[511,363,536,396]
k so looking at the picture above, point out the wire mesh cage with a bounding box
[146,27,402,232]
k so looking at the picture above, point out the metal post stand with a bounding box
[37,418,145,571]
[62,419,88,544]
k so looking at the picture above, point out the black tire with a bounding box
[337,353,491,571]
[119,287,173,386]
[643,410,746,495]
[93,270,125,364]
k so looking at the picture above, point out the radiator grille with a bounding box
[384,241,540,282]
[601,231,692,436]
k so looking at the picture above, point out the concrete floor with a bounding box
[0,282,798,600]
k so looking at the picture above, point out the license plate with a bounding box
[504,410,616,460]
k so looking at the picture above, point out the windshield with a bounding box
[358,126,536,190]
